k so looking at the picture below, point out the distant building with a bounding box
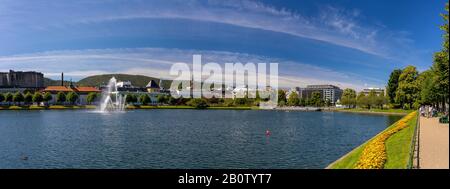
[146,80,160,93]
[0,70,44,89]
[109,81,145,92]
[361,87,385,96]
[43,86,101,105]
[298,85,343,104]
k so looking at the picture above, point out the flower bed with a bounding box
[355,112,416,169]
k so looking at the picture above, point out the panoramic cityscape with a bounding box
[0,0,448,184]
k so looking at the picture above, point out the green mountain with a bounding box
[76,74,172,88]
[43,78,73,87]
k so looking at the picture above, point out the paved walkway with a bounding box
[419,116,449,169]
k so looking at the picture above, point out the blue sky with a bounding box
[0,0,447,90]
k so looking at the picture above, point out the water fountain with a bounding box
[99,77,127,112]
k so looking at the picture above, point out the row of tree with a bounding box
[340,89,388,109]
[386,4,448,111]
[0,92,99,106]
[280,90,329,107]
[0,92,52,105]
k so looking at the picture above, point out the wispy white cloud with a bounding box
[0,48,383,91]
[0,0,417,60]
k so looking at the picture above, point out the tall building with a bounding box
[298,85,343,104]
[0,70,44,88]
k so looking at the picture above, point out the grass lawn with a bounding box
[384,116,417,168]
[29,105,45,110]
[336,108,413,114]
[7,105,24,110]
[329,112,417,169]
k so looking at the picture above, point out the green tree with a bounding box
[367,90,377,109]
[24,92,33,105]
[419,71,439,105]
[375,92,387,109]
[357,92,368,109]
[139,94,151,105]
[0,93,4,103]
[66,92,79,105]
[234,97,247,105]
[287,92,300,106]
[277,90,287,106]
[125,94,136,104]
[4,93,13,105]
[168,96,177,105]
[56,92,66,105]
[340,88,357,108]
[431,3,449,112]
[32,92,43,105]
[156,94,168,104]
[395,66,419,109]
[13,92,24,105]
[310,92,324,107]
[43,92,52,105]
[386,69,402,105]
[255,90,261,102]
[325,99,332,107]
[187,98,209,109]
[86,92,98,105]
[299,98,306,106]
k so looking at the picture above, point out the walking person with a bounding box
[428,106,433,118]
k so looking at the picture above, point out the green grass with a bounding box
[29,105,45,110]
[8,106,24,110]
[328,112,417,169]
[336,108,413,114]
[48,105,69,109]
[384,115,417,169]
[328,143,367,169]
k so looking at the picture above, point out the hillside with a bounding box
[76,74,172,88]
[44,78,73,87]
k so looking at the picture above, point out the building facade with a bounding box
[0,70,44,88]
[361,87,385,96]
[43,86,101,105]
[298,85,343,104]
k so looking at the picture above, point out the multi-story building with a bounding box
[361,87,385,96]
[298,85,343,104]
[0,70,44,88]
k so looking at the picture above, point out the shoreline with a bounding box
[330,109,412,115]
[0,105,412,115]
[327,112,418,169]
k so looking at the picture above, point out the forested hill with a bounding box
[44,74,172,88]
[77,74,172,88]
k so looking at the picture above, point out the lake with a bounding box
[0,110,402,169]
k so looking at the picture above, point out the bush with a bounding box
[187,98,209,109]
[139,94,151,105]
[32,92,44,105]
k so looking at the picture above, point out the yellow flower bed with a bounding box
[355,111,416,169]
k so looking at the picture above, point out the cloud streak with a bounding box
[0,48,383,91]
[0,0,416,60]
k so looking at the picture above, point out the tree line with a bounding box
[280,90,331,107]
[340,89,387,109]
[0,91,99,106]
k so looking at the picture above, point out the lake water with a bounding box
[0,110,401,169]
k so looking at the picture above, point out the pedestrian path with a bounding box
[419,116,449,169]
